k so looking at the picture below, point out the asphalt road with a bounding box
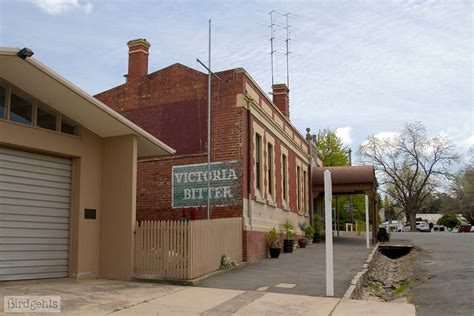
[391,232,474,316]
[200,237,372,297]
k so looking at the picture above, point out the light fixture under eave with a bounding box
[17,47,34,59]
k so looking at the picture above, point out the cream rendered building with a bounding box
[0,47,175,281]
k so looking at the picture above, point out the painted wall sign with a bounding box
[172,161,240,208]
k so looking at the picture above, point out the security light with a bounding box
[17,47,34,59]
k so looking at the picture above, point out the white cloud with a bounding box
[31,0,92,15]
[467,135,474,146]
[457,134,474,154]
[3,1,469,161]
[361,131,400,146]
[374,132,400,141]
[335,127,353,146]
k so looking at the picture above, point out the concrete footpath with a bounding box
[111,286,416,315]
[0,279,416,315]
[201,237,372,297]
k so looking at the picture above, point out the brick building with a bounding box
[95,39,316,261]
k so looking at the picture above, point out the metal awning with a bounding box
[312,165,377,196]
[311,165,379,242]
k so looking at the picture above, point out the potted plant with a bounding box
[298,222,308,248]
[313,214,322,243]
[280,219,295,253]
[305,225,315,244]
[267,227,281,258]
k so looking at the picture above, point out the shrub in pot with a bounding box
[280,219,295,253]
[267,227,281,258]
[297,222,309,248]
[313,214,322,243]
[305,225,315,244]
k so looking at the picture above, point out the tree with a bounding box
[419,192,457,214]
[359,122,458,231]
[452,166,474,224]
[384,195,403,221]
[316,129,364,225]
[316,128,349,166]
[437,213,460,229]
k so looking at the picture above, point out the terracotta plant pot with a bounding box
[298,238,308,248]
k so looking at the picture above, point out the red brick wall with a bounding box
[243,230,267,262]
[250,118,307,214]
[96,65,247,221]
[243,230,304,262]
[95,57,311,262]
[124,100,207,155]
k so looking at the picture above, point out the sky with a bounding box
[0,0,472,162]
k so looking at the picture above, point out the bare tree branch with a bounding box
[358,122,458,230]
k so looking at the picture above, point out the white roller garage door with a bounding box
[0,147,71,281]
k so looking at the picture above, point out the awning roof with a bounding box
[312,165,377,195]
[0,47,176,158]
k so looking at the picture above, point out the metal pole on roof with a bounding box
[207,19,211,220]
[269,10,274,86]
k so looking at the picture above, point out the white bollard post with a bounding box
[324,170,334,297]
[365,195,370,249]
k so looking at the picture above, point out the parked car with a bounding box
[400,221,430,232]
[452,225,472,233]
[431,225,448,232]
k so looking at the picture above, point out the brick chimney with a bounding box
[272,84,290,119]
[127,38,151,83]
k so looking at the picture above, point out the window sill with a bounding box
[255,195,266,204]
[0,118,82,139]
[282,204,290,212]
[267,200,276,208]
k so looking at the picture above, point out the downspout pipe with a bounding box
[247,101,253,261]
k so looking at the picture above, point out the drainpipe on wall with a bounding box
[246,98,253,261]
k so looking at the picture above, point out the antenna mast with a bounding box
[285,13,291,88]
[266,10,293,88]
[269,10,275,86]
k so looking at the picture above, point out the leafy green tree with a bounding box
[316,128,349,166]
[437,213,460,229]
[452,165,474,224]
[419,192,458,214]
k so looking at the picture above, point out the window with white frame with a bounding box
[303,170,307,212]
[255,133,262,193]
[297,165,301,211]
[267,142,274,198]
[282,154,288,203]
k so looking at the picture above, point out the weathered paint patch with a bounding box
[172,161,240,208]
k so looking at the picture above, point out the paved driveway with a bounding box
[391,232,474,316]
[0,278,182,314]
[200,237,373,297]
